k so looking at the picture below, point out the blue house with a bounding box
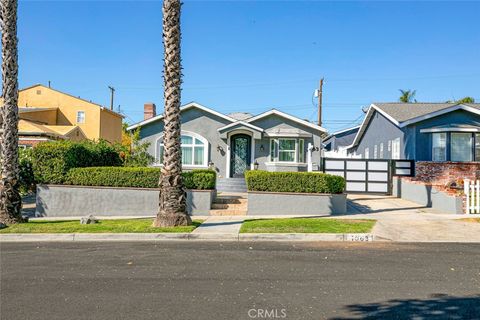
[348,102,480,162]
[323,126,360,158]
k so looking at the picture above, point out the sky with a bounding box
[15,0,480,132]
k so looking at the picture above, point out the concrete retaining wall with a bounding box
[247,192,347,215]
[36,185,215,217]
[392,177,464,214]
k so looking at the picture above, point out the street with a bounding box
[1,242,479,320]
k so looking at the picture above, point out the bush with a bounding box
[32,140,122,184]
[245,170,345,194]
[19,148,35,194]
[66,167,216,190]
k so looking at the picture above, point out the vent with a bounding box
[36,90,42,95]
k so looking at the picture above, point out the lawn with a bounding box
[240,218,376,233]
[0,218,202,233]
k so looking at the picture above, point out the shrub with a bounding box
[32,140,122,184]
[19,148,35,194]
[245,170,345,194]
[66,167,216,190]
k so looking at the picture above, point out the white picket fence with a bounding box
[464,179,480,214]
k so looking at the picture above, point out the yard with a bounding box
[240,218,376,233]
[0,219,202,233]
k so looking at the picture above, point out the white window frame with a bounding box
[76,111,86,124]
[155,131,208,168]
[379,143,384,159]
[392,138,401,160]
[432,132,447,162]
[364,147,370,159]
[374,145,378,159]
[269,138,305,164]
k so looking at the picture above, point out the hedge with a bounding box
[32,140,122,184]
[245,170,345,194]
[66,167,216,190]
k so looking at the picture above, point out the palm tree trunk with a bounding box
[0,0,23,224]
[153,0,191,227]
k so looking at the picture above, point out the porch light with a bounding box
[254,161,259,170]
[259,144,264,151]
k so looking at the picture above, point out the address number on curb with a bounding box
[345,234,374,242]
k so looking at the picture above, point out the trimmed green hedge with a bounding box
[66,167,216,190]
[245,170,345,194]
[32,140,122,184]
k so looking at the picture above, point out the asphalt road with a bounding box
[1,242,480,320]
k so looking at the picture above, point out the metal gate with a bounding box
[322,158,414,195]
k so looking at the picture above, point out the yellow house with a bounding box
[0,84,123,147]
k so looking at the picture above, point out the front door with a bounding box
[230,134,251,178]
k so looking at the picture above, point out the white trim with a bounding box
[154,130,209,168]
[265,162,308,167]
[76,111,86,124]
[325,125,361,140]
[127,102,236,131]
[245,109,327,133]
[18,137,50,141]
[264,132,312,138]
[421,127,480,133]
[217,121,264,133]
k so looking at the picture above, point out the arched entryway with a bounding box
[230,134,252,177]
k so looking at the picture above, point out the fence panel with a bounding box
[464,179,480,214]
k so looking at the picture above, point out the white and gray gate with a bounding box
[322,158,414,195]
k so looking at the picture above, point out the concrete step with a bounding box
[209,209,247,216]
[217,186,248,193]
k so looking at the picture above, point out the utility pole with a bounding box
[317,78,324,127]
[108,86,115,111]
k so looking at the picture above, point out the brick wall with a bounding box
[413,162,480,186]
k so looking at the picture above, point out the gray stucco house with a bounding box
[348,102,480,161]
[127,102,327,179]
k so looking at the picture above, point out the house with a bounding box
[0,84,123,147]
[323,126,360,158]
[348,102,480,161]
[127,102,327,179]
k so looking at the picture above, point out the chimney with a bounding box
[144,103,156,120]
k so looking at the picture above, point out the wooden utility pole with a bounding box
[317,78,324,127]
[108,86,115,110]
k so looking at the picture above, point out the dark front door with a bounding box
[230,134,251,178]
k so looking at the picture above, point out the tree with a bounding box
[448,97,475,104]
[0,0,23,225]
[153,0,191,227]
[117,123,154,167]
[399,89,417,103]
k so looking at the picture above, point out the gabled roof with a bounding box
[127,102,236,131]
[350,102,480,149]
[20,84,123,118]
[245,109,328,133]
[324,125,360,141]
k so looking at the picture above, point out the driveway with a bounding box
[344,194,480,242]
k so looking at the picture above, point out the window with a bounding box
[373,145,378,159]
[388,140,392,152]
[364,148,370,159]
[156,133,207,167]
[269,138,305,163]
[391,138,401,159]
[379,143,384,159]
[76,111,85,124]
[298,139,305,163]
[451,133,473,162]
[476,134,480,161]
[432,133,447,161]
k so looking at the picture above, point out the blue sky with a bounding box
[17,0,480,132]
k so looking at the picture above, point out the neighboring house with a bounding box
[127,102,327,178]
[0,84,123,147]
[323,126,360,158]
[348,102,480,161]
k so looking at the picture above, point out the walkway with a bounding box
[342,194,480,242]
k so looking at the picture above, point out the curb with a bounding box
[0,233,378,242]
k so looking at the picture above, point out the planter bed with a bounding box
[36,185,215,217]
[247,191,347,216]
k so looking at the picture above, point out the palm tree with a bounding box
[153,0,191,227]
[399,89,417,103]
[0,0,23,225]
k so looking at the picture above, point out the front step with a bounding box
[210,194,248,216]
[216,178,247,193]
